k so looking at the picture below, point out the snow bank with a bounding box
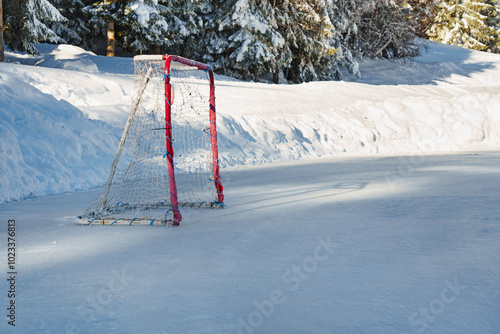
[1,41,500,203]
[0,63,119,203]
[216,89,500,166]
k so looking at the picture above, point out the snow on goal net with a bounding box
[77,55,224,226]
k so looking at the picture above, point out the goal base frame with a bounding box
[76,201,224,226]
[76,217,178,226]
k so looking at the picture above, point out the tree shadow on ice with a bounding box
[219,153,500,225]
[230,181,369,211]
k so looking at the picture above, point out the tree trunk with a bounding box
[107,21,115,57]
[293,69,300,84]
[253,67,259,82]
[0,0,4,62]
[273,62,279,84]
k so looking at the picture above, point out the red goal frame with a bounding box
[163,55,224,225]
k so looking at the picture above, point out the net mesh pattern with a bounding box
[81,56,217,221]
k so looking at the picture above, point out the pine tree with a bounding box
[3,0,66,54]
[275,0,338,83]
[3,0,31,53]
[121,0,170,52]
[86,0,170,54]
[483,0,500,52]
[1,0,5,62]
[404,0,436,37]
[201,0,237,77]
[163,0,214,59]
[218,0,286,81]
[49,0,93,47]
[427,0,494,51]
[28,0,67,44]
[325,0,360,77]
[349,0,420,59]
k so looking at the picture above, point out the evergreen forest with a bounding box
[1,0,499,82]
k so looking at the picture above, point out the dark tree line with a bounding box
[1,0,499,82]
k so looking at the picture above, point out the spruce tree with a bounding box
[200,1,231,74]
[120,0,170,52]
[218,0,286,81]
[404,0,436,38]
[427,0,494,51]
[163,0,213,59]
[49,0,93,47]
[349,0,420,59]
[87,0,170,54]
[3,0,31,53]
[275,0,337,83]
[483,0,500,52]
[3,0,66,54]
[325,0,360,77]
[28,0,67,44]
[0,0,5,62]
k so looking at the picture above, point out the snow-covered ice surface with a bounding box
[0,41,499,333]
[1,154,500,333]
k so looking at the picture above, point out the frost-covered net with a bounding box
[80,56,219,224]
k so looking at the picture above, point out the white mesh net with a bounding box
[79,56,221,225]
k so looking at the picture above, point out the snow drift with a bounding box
[0,64,119,203]
[1,41,500,203]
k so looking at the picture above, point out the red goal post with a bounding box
[162,55,224,224]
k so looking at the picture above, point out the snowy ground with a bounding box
[0,41,500,333]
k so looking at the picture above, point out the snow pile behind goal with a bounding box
[0,65,119,204]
